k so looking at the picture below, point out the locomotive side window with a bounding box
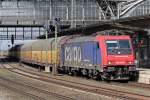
[97,42,99,49]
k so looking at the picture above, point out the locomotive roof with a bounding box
[64,36,95,43]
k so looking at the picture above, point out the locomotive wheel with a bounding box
[82,69,87,76]
[72,70,78,76]
[88,69,94,78]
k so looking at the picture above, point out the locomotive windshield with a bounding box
[106,40,131,55]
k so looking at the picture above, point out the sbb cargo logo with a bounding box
[65,46,81,62]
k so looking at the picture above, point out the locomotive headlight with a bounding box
[108,61,111,65]
[128,62,132,64]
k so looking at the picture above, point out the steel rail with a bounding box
[3,63,150,100]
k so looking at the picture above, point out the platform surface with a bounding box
[138,68,150,84]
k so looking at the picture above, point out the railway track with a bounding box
[9,62,150,91]
[0,76,75,100]
[2,62,150,100]
[0,60,76,100]
[127,82,150,90]
[0,77,46,100]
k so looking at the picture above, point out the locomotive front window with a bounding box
[119,40,130,48]
[106,40,131,55]
[106,41,118,49]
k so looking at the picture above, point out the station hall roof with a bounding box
[39,14,150,38]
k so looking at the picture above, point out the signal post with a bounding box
[53,18,59,75]
[44,21,50,73]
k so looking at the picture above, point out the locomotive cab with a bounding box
[96,36,137,81]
